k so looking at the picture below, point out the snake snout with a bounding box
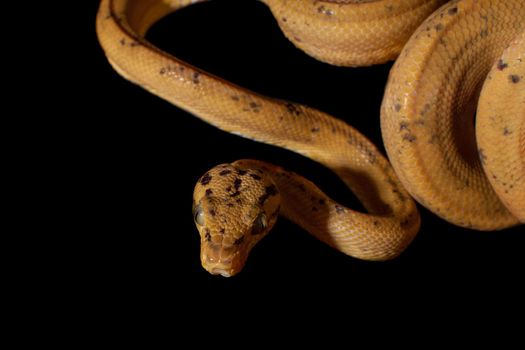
[203,259,236,278]
[209,267,232,277]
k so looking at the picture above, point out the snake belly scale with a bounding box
[96,0,524,277]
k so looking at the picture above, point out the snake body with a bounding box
[381,0,524,229]
[97,0,524,277]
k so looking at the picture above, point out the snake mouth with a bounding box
[203,262,237,277]
[209,268,232,277]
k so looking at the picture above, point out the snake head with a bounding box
[193,162,281,277]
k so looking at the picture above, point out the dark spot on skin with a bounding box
[249,173,262,181]
[373,220,380,227]
[509,75,520,84]
[361,147,377,164]
[335,205,345,214]
[236,198,242,204]
[258,185,278,205]
[205,229,211,242]
[332,127,337,134]
[205,189,213,197]
[237,169,248,176]
[227,203,235,208]
[319,199,325,205]
[120,38,126,45]
[497,60,508,70]
[392,188,405,202]
[385,5,393,11]
[249,102,261,112]
[420,103,431,116]
[219,169,231,176]
[209,209,216,217]
[234,178,242,191]
[403,134,417,142]
[226,186,232,192]
[201,173,212,185]
[399,122,409,131]
[220,228,225,235]
[231,95,240,101]
[503,127,511,136]
[193,72,200,84]
[400,219,411,228]
[159,68,166,75]
[435,23,444,31]
[394,104,402,112]
[311,127,320,133]
[234,236,244,246]
[286,103,301,116]
[317,5,334,16]
[282,17,287,22]
[448,7,458,15]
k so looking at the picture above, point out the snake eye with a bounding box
[193,205,205,226]
[252,213,267,235]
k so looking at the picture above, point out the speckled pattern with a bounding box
[264,0,448,66]
[97,0,523,276]
[381,0,524,229]
[96,0,426,275]
[476,31,525,222]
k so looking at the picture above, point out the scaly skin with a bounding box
[263,0,448,66]
[476,31,525,222]
[381,0,524,230]
[97,0,523,276]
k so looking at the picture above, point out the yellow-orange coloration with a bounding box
[96,0,524,276]
[264,0,448,66]
[381,0,524,230]
[476,31,525,222]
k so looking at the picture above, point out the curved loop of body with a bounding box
[96,0,524,275]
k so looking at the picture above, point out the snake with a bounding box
[96,0,524,277]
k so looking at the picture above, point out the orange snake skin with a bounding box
[96,0,524,277]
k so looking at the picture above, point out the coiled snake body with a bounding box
[97,0,524,277]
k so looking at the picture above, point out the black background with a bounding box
[86,0,523,305]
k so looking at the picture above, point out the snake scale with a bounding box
[96,0,524,277]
